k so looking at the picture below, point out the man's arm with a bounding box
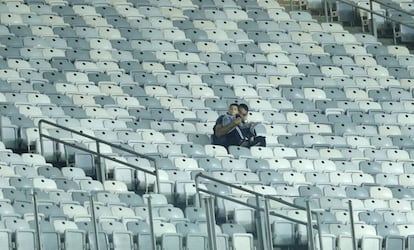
[214,117,242,137]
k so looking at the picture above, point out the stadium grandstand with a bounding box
[0,0,413,249]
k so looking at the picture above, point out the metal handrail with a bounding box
[328,0,414,39]
[38,119,161,192]
[195,172,323,213]
[372,0,414,17]
[194,172,321,250]
[32,192,42,250]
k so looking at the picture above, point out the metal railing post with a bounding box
[146,196,157,250]
[348,200,357,250]
[369,0,376,37]
[204,196,217,250]
[38,123,44,156]
[32,191,42,250]
[255,195,267,250]
[305,200,315,250]
[324,0,329,22]
[263,197,273,250]
[95,142,105,183]
[154,165,161,194]
[195,177,203,207]
[89,196,100,250]
[315,212,324,250]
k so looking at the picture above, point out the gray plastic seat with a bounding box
[131,50,157,62]
[9,25,33,37]
[248,31,272,43]
[366,44,389,56]
[64,15,88,27]
[389,87,411,100]
[298,186,322,198]
[111,40,133,51]
[323,44,348,56]
[388,67,411,79]
[310,55,334,66]
[376,55,400,67]
[55,179,80,191]
[66,38,90,50]
[292,99,316,111]
[359,211,383,225]
[247,9,271,20]
[345,186,369,199]
[0,36,23,48]
[391,187,414,199]
[107,16,131,28]
[391,136,414,149]
[281,87,305,99]
[312,32,335,44]
[278,135,304,147]
[289,54,312,65]
[221,223,246,236]
[354,33,379,45]
[297,64,323,76]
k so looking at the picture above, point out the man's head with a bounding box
[238,103,249,122]
[228,103,239,116]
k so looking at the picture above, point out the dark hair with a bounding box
[229,103,239,108]
[238,103,249,112]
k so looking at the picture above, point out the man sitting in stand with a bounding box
[237,103,266,148]
[211,103,243,148]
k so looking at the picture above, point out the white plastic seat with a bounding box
[259,43,284,54]
[387,45,410,56]
[79,180,104,191]
[267,9,291,21]
[224,9,250,21]
[366,66,390,78]
[72,5,99,16]
[286,112,309,123]
[320,66,346,77]
[116,5,143,19]
[273,147,297,159]
[40,14,67,27]
[215,20,238,30]
[378,125,401,136]
[110,205,136,219]
[33,177,57,190]
[1,13,24,25]
[53,220,79,234]
[74,61,101,73]
[196,41,221,53]
[290,32,315,44]
[354,55,377,67]
[321,22,345,33]
[387,149,410,161]
[62,204,89,220]
[344,44,368,56]
[153,221,177,239]
[103,180,128,192]
[205,144,231,158]
[319,148,343,160]
[174,157,200,171]
[31,25,56,37]
[250,146,274,159]
[160,6,186,20]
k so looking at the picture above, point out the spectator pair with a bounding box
[211,103,266,149]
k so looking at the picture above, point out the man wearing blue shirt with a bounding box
[212,103,244,148]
